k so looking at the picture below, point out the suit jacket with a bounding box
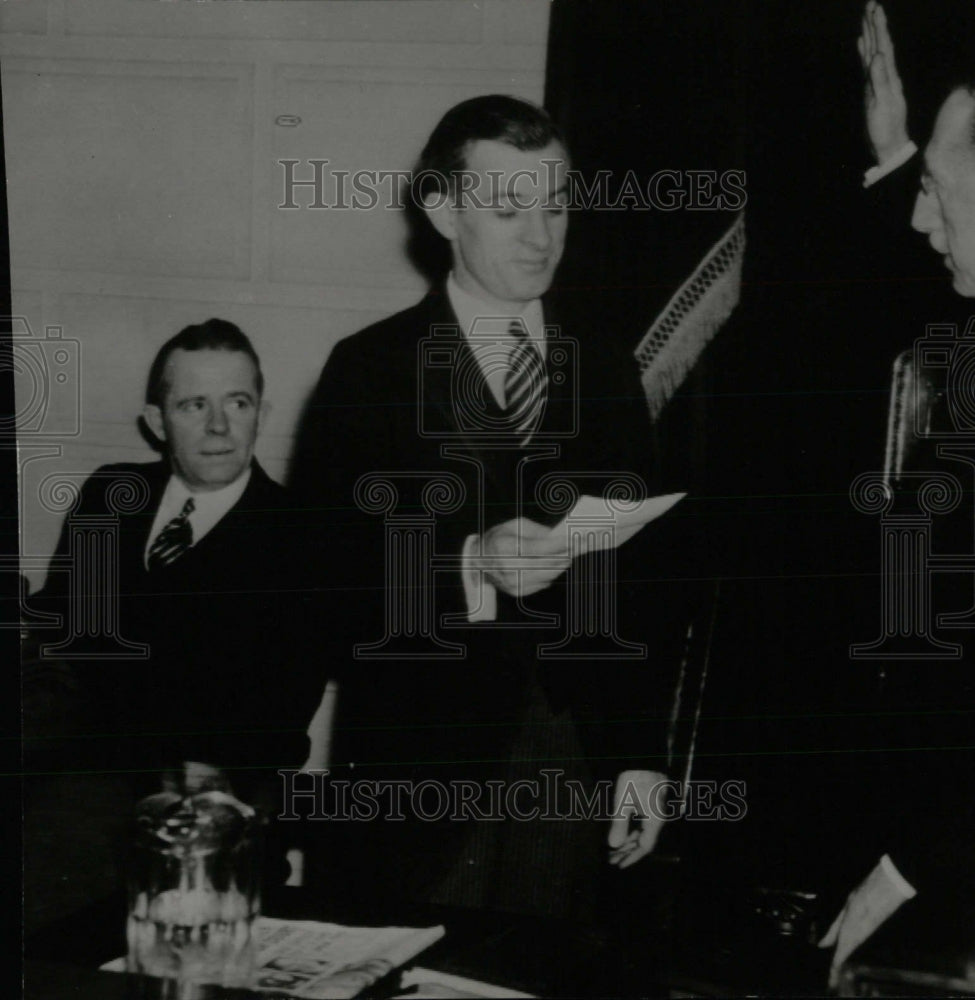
[34,459,322,789]
[292,286,703,785]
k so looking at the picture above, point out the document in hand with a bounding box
[464,491,686,622]
[548,492,687,555]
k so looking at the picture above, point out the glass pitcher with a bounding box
[127,787,264,992]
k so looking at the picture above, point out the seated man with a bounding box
[29,318,323,804]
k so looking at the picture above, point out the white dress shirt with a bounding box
[446,273,546,408]
[144,467,252,568]
[446,274,547,622]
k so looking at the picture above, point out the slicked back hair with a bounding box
[146,318,264,407]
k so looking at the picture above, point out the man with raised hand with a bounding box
[817,9,975,984]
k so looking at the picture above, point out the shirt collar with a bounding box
[145,465,253,568]
[446,273,544,345]
[164,465,252,514]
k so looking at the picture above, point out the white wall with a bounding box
[3,0,551,591]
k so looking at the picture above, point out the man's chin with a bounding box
[182,462,248,492]
[952,271,975,298]
[508,272,556,300]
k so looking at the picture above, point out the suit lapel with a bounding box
[125,461,171,582]
[179,461,275,564]
[418,290,513,497]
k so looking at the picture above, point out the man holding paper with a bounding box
[294,95,694,907]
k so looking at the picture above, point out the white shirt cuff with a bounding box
[863,141,918,188]
[462,533,497,622]
[879,853,917,899]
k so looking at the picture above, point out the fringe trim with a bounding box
[635,211,746,419]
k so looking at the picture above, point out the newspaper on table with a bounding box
[102,916,445,999]
[250,917,445,998]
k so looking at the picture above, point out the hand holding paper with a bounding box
[548,492,687,557]
[463,492,686,622]
[477,517,572,599]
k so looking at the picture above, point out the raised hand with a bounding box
[858,1,909,164]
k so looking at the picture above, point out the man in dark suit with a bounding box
[293,96,697,909]
[31,318,322,801]
[815,9,975,983]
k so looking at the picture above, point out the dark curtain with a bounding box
[546,1,747,336]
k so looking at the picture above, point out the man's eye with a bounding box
[229,398,252,411]
[179,400,205,413]
[495,209,517,219]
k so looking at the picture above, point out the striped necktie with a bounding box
[504,319,547,446]
[147,497,195,570]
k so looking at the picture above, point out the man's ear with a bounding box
[143,404,166,443]
[256,399,270,435]
[422,190,458,242]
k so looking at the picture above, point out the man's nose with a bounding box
[911,189,939,234]
[521,207,553,249]
[207,405,230,434]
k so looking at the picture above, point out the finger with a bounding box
[828,962,841,991]
[636,816,664,854]
[607,814,635,849]
[857,34,866,69]
[875,4,892,55]
[608,841,637,865]
[860,10,874,65]
[876,10,902,86]
[608,834,640,867]
[817,909,843,948]
[523,532,571,557]
[870,51,889,93]
[487,558,567,581]
[618,839,654,870]
[866,2,878,60]
[515,518,556,540]
[516,569,569,595]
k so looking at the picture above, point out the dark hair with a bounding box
[145,318,263,406]
[412,94,564,205]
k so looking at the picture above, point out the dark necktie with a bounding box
[504,319,547,446]
[147,497,195,570]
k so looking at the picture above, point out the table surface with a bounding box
[23,881,833,999]
[25,879,974,998]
